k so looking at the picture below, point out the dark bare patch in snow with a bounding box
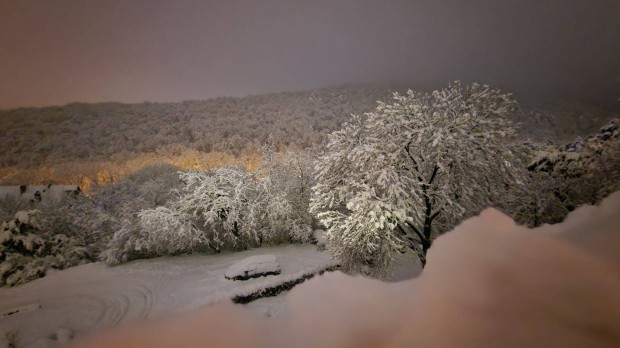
[232,265,339,304]
[1,303,41,317]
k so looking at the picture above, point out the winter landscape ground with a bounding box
[73,192,620,348]
[0,245,337,346]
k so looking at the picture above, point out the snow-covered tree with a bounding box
[37,195,118,254]
[102,166,259,264]
[311,82,521,276]
[251,143,315,244]
[1,210,93,287]
[99,207,215,265]
[93,163,183,220]
[174,166,258,248]
[504,118,620,227]
[101,148,319,264]
[170,149,316,247]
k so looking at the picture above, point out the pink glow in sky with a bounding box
[1,0,619,109]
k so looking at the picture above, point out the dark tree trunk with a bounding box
[417,165,439,268]
[399,222,431,268]
[420,240,430,267]
[232,221,246,250]
[404,142,442,268]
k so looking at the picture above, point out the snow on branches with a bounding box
[311,82,521,277]
[102,148,315,265]
[1,210,93,287]
[504,118,620,227]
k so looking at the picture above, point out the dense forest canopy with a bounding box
[0,86,386,185]
[0,84,615,187]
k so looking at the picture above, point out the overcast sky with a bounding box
[1,0,619,109]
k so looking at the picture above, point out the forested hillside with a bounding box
[0,84,614,186]
[0,86,387,185]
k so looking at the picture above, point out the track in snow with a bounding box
[0,244,335,346]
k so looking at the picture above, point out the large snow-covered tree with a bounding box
[311,82,522,276]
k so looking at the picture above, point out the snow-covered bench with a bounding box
[224,255,281,281]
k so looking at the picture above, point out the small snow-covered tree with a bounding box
[174,166,258,248]
[311,82,521,276]
[93,163,182,220]
[251,143,315,244]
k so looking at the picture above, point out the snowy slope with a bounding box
[0,244,336,346]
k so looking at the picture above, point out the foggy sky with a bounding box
[1,0,619,109]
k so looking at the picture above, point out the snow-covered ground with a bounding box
[71,192,620,348]
[390,250,423,282]
[242,250,422,320]
[244,294,289,318]
[0,244,336,346]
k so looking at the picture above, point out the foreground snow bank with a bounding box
[225,255,281,280]
[75,192,620,348]
[0,244,336,347]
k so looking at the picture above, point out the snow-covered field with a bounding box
[0,244,336,346]
[72,193,620,348]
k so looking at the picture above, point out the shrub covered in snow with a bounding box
[92,163,183,220]
[0,194,31,222]
[0,210,93,287]
[100,167,254,265]
[100,208,216,265]
[177,166,258,248]
[102,148,316,265]
[36,195,118,255]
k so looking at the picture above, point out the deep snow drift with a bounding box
[75,192,620,348]
[0,245,335,347]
